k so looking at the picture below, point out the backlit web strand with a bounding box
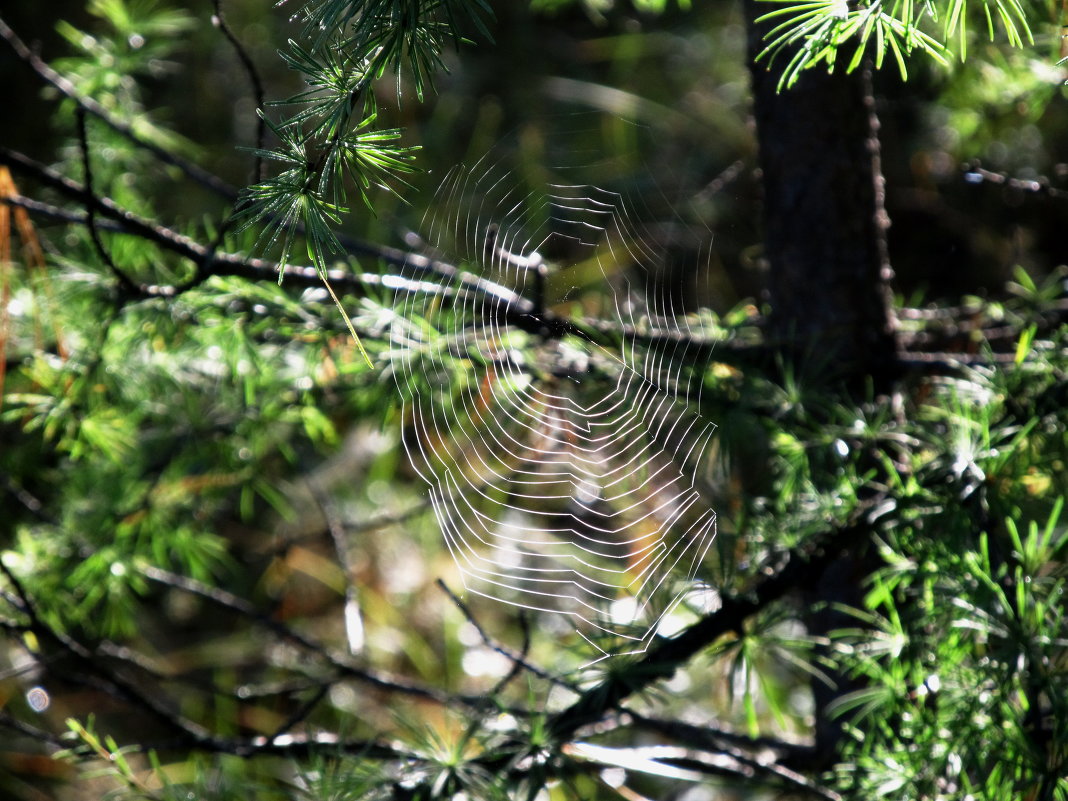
[389,157,717,654]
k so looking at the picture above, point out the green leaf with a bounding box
[1014,323,1036,365]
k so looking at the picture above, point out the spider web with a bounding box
[385,137,718,655]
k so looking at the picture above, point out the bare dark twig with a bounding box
[233,732,407,760]
[2,474,46,518]
[0,710,70,750]
[498,609,533,696]
[74,109,139,297]
[624,712,837,800]
[898,350,1020,367]
[0,559,224,751]
[261,500,432,559]
[436,579,579,693]
[624,747,841,801]
[2,148,740,360]
[5,174,1047,381]
[310,481,364,655]
[211,0,267,182]
[138,564,503,712]
[234,677,332,700]
[2,179,1050,385]
[963,161,1068,200]
[625,710,811,757]
[692,158,747,204]
[266,683,332,744]
[0,147,528,308]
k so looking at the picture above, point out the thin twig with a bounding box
[234,677,333,700]
[0,147,528,310]
[0,559,223,750]
[262,500,432,559]
[692,158,747,204]
[625,710,812,757]
[436,579,579,692]
[1,147,765,362]
[138,564,498,711]
[624,712,837,800]
[2,474,46,518]
[310,481,364,655]
[267,683,332,744]
[496,609,532,696]
[963,161,1068,200]
[74,109,139,296]
[4,185,1051,381]
[211,0,267,182]
[10,145,1055,378]
[0,710,70,750]
[627,747,841,801]
[898,350,1020,367]
[232,732,406,760]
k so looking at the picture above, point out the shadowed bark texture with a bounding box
[746,2,898,389]
[744,3,899,765]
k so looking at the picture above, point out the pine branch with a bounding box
[7,143,1054,381]
[2,148,740,361]
[8,176,1046,385]
[0,148,506,305]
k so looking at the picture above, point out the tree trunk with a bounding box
[745,1,898,389]
[744,2,899,767]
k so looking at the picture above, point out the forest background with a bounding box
[1,0,1068,800]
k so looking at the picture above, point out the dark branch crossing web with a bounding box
[385,144,719,656]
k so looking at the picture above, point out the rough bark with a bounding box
[744,2,900,766]
[745,1,899,390]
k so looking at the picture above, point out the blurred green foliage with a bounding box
[1,1,1068,800]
